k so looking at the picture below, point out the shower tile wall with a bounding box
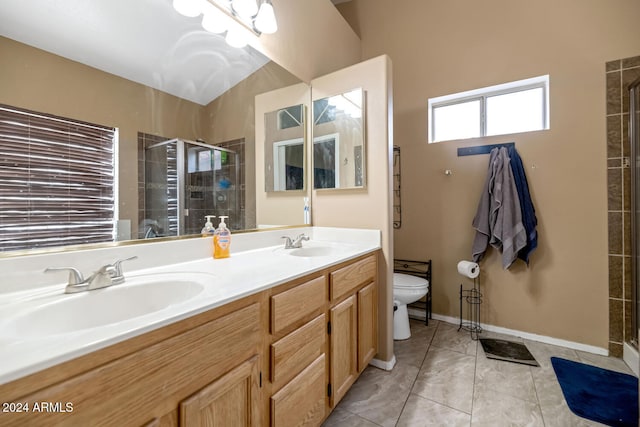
[606,55,640,357]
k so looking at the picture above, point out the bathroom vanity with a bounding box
[0,227,380,426]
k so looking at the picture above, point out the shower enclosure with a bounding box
[630,77,640,349]
[141,138,240,238]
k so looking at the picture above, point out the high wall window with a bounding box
[428,75,549,143]
[0,104,117,252]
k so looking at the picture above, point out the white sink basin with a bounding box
[288,246,337,257]
[282,241,352,258]
[7,273,209,337]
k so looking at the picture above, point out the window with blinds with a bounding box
[0,104,117,252]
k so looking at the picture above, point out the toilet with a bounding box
[393,273,429,340]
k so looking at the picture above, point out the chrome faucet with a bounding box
[45,256,137,294]
[281,233,309,249]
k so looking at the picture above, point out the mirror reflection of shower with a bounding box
[141,138,241,239]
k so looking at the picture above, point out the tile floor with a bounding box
[322,319,635,427]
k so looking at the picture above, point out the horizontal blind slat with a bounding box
[0,104,117,252]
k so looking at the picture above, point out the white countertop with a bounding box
[0,227,380,385]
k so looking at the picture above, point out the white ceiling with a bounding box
[0,0,270,105]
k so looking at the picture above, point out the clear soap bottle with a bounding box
[201,215,216,236]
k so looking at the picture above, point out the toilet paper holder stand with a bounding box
[458,275,483,340]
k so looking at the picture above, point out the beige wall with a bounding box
[252,0,361,83]
[0,36,205,238]
[255,83,311,226]
[311,55,394,362]
[337,0,640,349]
[204,61,302,228]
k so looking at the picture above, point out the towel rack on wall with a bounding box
[457,142,515,157]
[393,146,401,229]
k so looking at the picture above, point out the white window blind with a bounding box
[0,104,117,252]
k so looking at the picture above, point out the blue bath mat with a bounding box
[551,357,638,427]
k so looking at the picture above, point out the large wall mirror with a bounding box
[264,105,306,192]
[0,0,308,255]
[312,88,365,190]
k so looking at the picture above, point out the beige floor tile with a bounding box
[337,363,420,427]
[523,339,580,372]
[411,347,476,413]
[396,394,471,427]
[431,322,478,355]
[394,321,436,368]
[322,407,382,427]
[322,317,634,427]
[471,389,544,427]
[575,350,635,375]
[475,346,538,403]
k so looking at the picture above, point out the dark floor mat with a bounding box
[552,357,638,427]
[479,338,539,366]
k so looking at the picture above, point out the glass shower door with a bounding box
[183,141,240,234]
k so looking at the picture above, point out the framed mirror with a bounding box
[312,88,365,190]
[264,104,306,192]
[0,0,307,255]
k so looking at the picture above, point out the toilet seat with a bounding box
[393,273,429,290]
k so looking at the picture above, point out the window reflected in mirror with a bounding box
[264,105,306,192]
[312,88,365,190]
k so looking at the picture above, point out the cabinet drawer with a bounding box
[2,303,261,427]
[271,354,326,427]
[271,275,326,335]
[330,254,376,302]
[271,314,326,391]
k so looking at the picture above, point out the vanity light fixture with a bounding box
[201,1,231,33]
[172,0,278,48]
[254,0,278,34]
[231,0,258,20]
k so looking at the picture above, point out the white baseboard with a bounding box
[369,355,396,371]
[407,308,609,356]
[623,341,639,376]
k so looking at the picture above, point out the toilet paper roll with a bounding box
[457,260,480,279]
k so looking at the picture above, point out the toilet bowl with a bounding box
[393,273,429,340]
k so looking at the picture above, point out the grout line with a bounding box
[393,320,441,427]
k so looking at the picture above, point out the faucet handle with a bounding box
[281,236,293,248]
[110,256,138,277]
[44,267,85,285]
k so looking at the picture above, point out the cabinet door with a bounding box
[270,354,326,427]
[180,356,261,427]
[329,295,357,407]
[357,281,377,372]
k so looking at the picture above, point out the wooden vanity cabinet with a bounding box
[328,254,378,408]
[268,275,328,427]
[0,251,379,427]
[0,295,264,427]
[180,355,261,426]
[267,252,379,425]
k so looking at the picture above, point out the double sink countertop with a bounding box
[0,226,381,385]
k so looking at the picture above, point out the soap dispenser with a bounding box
[201,215,216,236]
[213,215,231,259]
